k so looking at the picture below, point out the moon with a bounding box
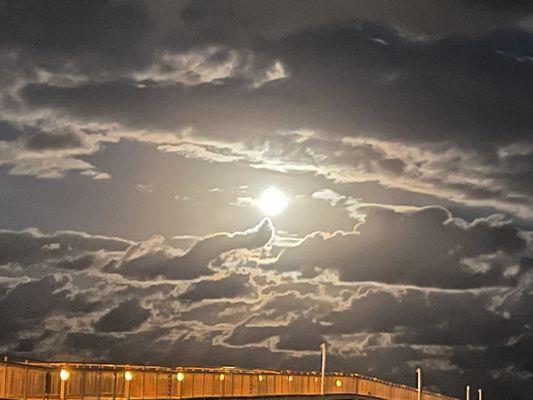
[258,187,288,216]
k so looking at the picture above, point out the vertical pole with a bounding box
[478,388,482,400]
[81,370,85,400]
[466,385,470,400]
[24,361,29,400]
[416,368,422,400]
[141,371,145,400]
[320,342,327,396]
[112,371,117,400]
[125,378,131,400]
[3,356,8,399]
[60,379,66,400]
[59,367,69,400]
[45,371,51,400]
[97,370,101,400]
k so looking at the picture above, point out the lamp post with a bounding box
[320,342,327,396]
[176,372,185,399]
[416,368,422,400]
[478,388,482,400]
[124,371,133,400]
[59,369,70,400]
[466,385,470,400]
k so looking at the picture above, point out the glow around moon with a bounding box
[258,187,288,216]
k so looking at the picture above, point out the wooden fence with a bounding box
[0,357,458,400]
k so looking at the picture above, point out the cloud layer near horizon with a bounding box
[1,206,533,399]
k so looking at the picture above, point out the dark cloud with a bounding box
[65,328,172,359]
[225,322,282,347]
[0,229,130,266]
[64,330,318,370]
[0,275,100,341]
[94,299,150,332]
[272,206,527,288]
[224,291,332,349]
[18,24,533,149]
[276,317,326,351]
[26,130,84,150]
[0,121,32,141]
[178,273,254,302]
[269,25,533,147]
[55,254,95,270]
[178,300,251,326]
[325,287,520,346]
[14,338,35,352]
[109,218,273,280]
[223,283,517,352]
[0,0,153,71]
[6,0,531,80]
[178,0,533,39]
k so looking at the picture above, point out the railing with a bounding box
[0,356,458,400]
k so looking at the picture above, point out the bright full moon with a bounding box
[258,187,288,216]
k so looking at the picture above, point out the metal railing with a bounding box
[0,356,458,400]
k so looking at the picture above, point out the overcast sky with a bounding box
[1,1,533,398]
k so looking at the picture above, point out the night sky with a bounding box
[1,1,533,399]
